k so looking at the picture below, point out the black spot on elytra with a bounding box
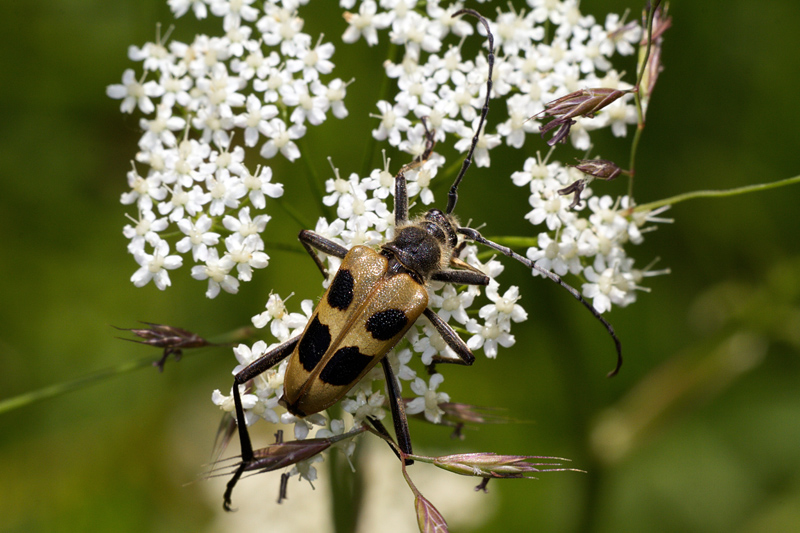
[327,269,354,310]
[366,309,408,341]
[298,316,330,371]
[319,346,373,386]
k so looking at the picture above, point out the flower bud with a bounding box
[537,88,630,145]
[415,492,449,533]
[544,88,628,119]
[557,179,587,210]
[639,4,671,105]
[558,159,624,209]
[115,322,213,371]
[572,158,623,181]
[433,452,579,479]
[244,438,332,474]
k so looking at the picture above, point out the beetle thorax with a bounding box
[381,209,458,282]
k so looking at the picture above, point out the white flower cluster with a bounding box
[339,0,667,313]
[512,153,672,313]
[212,157,528,476]
[343,0,641,157]
[112,0,667,485]
[108,0,349,297]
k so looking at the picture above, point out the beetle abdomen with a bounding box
[282,246,428,417]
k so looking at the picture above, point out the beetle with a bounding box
[222,9,622,510]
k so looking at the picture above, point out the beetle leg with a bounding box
[298,229,348,279]
[381,357,414,465]
[393,119,437,228]
[224,336,300,511]
[422,308,475,366]
[458,226,623,377]
[367,416,408,463]
[431,269,489,286]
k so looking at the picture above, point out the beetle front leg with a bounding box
[223,336,300,511]
[298,229,348,279]
[393,118,437,227]
[381,357,414,465]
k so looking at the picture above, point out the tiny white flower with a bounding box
[342,390,386,425]
[224,233,269,282]
[286,37,335,82]
[342,0,391,46]
[429,284,473,325]
[241,165,284,209]
[316,419,357,471]
[168,0,209,19]
[212,386,259,425]
[234,94,279,147]
[466,318,516,359]
[281,412,327,440]
[371,100,410,146]
[413,323,457,366]
[289,455,324,487]
[223,206,271,237]
[191,248,239,298]
[479,282,528,327]
[320,78,350,119]
[260,118,306,161]
[120,165,167,211]
[176,214,220,262]
[281,79,329,126]
[130,236,183,290]
[106,69,164,114]
[123,210,169,251]
[405,374,450,424]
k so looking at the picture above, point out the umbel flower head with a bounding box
[111,0,670,526]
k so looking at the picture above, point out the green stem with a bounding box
[484,236,538,249]
[0,358,151,415]
[633,174,800,213]
[328,404,364,533]
[297,135,335,222]
[261,240,306,255]
[0,327,254,415]
[628,1,661,200]
[271,195,315,230]
[635,1,660,94]
[627,122,644,199]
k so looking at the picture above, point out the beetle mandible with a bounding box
[222,9,622,510]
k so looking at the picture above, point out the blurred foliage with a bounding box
[1,1,799,532]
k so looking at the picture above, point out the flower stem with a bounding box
[271,195,315,230]
[484,236,538,249]
[628,0,661,199]
[0,328,252,415]
[298,135,330,218]
[633,174,800,213]
[0,359,147,414]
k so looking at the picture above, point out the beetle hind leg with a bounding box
[223,336,300,511]
[381,357,414,465]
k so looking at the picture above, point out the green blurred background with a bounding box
[2,1,799,531]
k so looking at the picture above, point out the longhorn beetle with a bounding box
[223,9,622,510]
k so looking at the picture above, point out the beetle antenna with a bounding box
[457,227,623,377]
[447,9,494,216]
